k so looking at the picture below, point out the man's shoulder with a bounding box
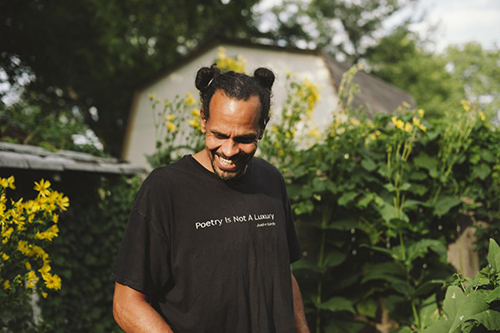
[143,156,194,186]
[251,157,283,180]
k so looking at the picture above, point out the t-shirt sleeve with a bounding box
[111,170,172,298]
[279,174,302,264]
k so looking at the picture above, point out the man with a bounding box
[112,65,309,332]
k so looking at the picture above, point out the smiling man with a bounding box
[111,65,309,333]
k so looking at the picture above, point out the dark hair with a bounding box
[195,64,275,129]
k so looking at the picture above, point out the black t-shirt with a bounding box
[111,155,302,333]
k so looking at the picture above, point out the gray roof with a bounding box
[0,142,145,175]
[323,55,416,116]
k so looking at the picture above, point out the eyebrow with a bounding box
[211,130,258,140]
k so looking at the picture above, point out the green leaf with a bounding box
[443,286,465,322]
[414,153,438,172]
[361,262,406,284]
[422,320,452,333]
[485,287,500,303]
[400,183,411,191]
[433,196,462,216]
[410,171,427,181]
[361,158,377,172]
[291,259,325,273]
[323,250,347,268]
[356,299,377,318]
[384,183,396,192]
[409,184,428,196]
[357,194,374,208]
[338,191,359,206]
[312,177,326,192]
[324,319,367,333]
[480,149,496,163]
[449,291,489,332]
[412,280,446,299]
[406,239,447,264]
[487,238,500,271]
[467,309,500,330]
[317,297,355,314]
[473,164,491,180]
[420,294,440,329]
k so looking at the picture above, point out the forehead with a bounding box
[207,90,261,132]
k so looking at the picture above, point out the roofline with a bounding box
[135,37,321,93]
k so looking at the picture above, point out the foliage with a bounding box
[0,0,266,156]
[37,174,140,332]
[444,42,500,121]
[146,92,203,168]
[265,0,417,60]
[0,176,68,330]
[258,65,499,332]
[365,27,463,119]
[423,239,500,333]
[0,101,104,155]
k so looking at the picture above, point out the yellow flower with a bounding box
[308,128,321,139]
[402,101,411,109]
[147,93,156,100]
[350,118,360,126]
[53,214,59,223]
[7,176,15,190]
[43,272,61,290]
[404,122,413,132]
[55,193,69,211]
[25,261,32,270]
[479,111,485,121]
[419,124,427,132]
[418,109,425,118]
[274,142,280,148]
[42,292,48,298]
[34,179,51,197]
[2,227,14,243]
[0,178,7,188]
[191,109,200,117]
[461,100,471,112]
[18,240,32,256]
[3,280,11,290]
[166,122,176,132]
[26,271,39,289]
[164,115,176,121]
[188,119,199,129]
[285,69,292,78]
[39,263,51,275]
[1,253,9,261]
[277,150,284,157]
[185,92,196,106]
[412,117,421,127]
[164,98,170,106]
[285,131,291,139]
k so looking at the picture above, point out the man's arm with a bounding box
[113,282,174,333]
[291,273,310,333]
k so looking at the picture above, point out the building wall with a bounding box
[124,44,340,169]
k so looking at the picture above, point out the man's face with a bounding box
[201,90,263,181]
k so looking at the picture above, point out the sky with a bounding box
[396,0,500,52]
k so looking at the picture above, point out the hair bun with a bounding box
[254,68,275,90]
[195,64,221,91]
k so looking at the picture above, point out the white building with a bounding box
[122,39,414,169]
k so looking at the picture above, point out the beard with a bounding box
[209,150,254,181]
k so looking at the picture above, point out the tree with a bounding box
[365,27,463,118]
[264,0,418,61]
[444,42,500,121]
[0,0,266,156]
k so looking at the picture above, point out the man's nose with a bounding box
[221,140,239,157]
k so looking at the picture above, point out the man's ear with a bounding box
[200,109,207,134]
